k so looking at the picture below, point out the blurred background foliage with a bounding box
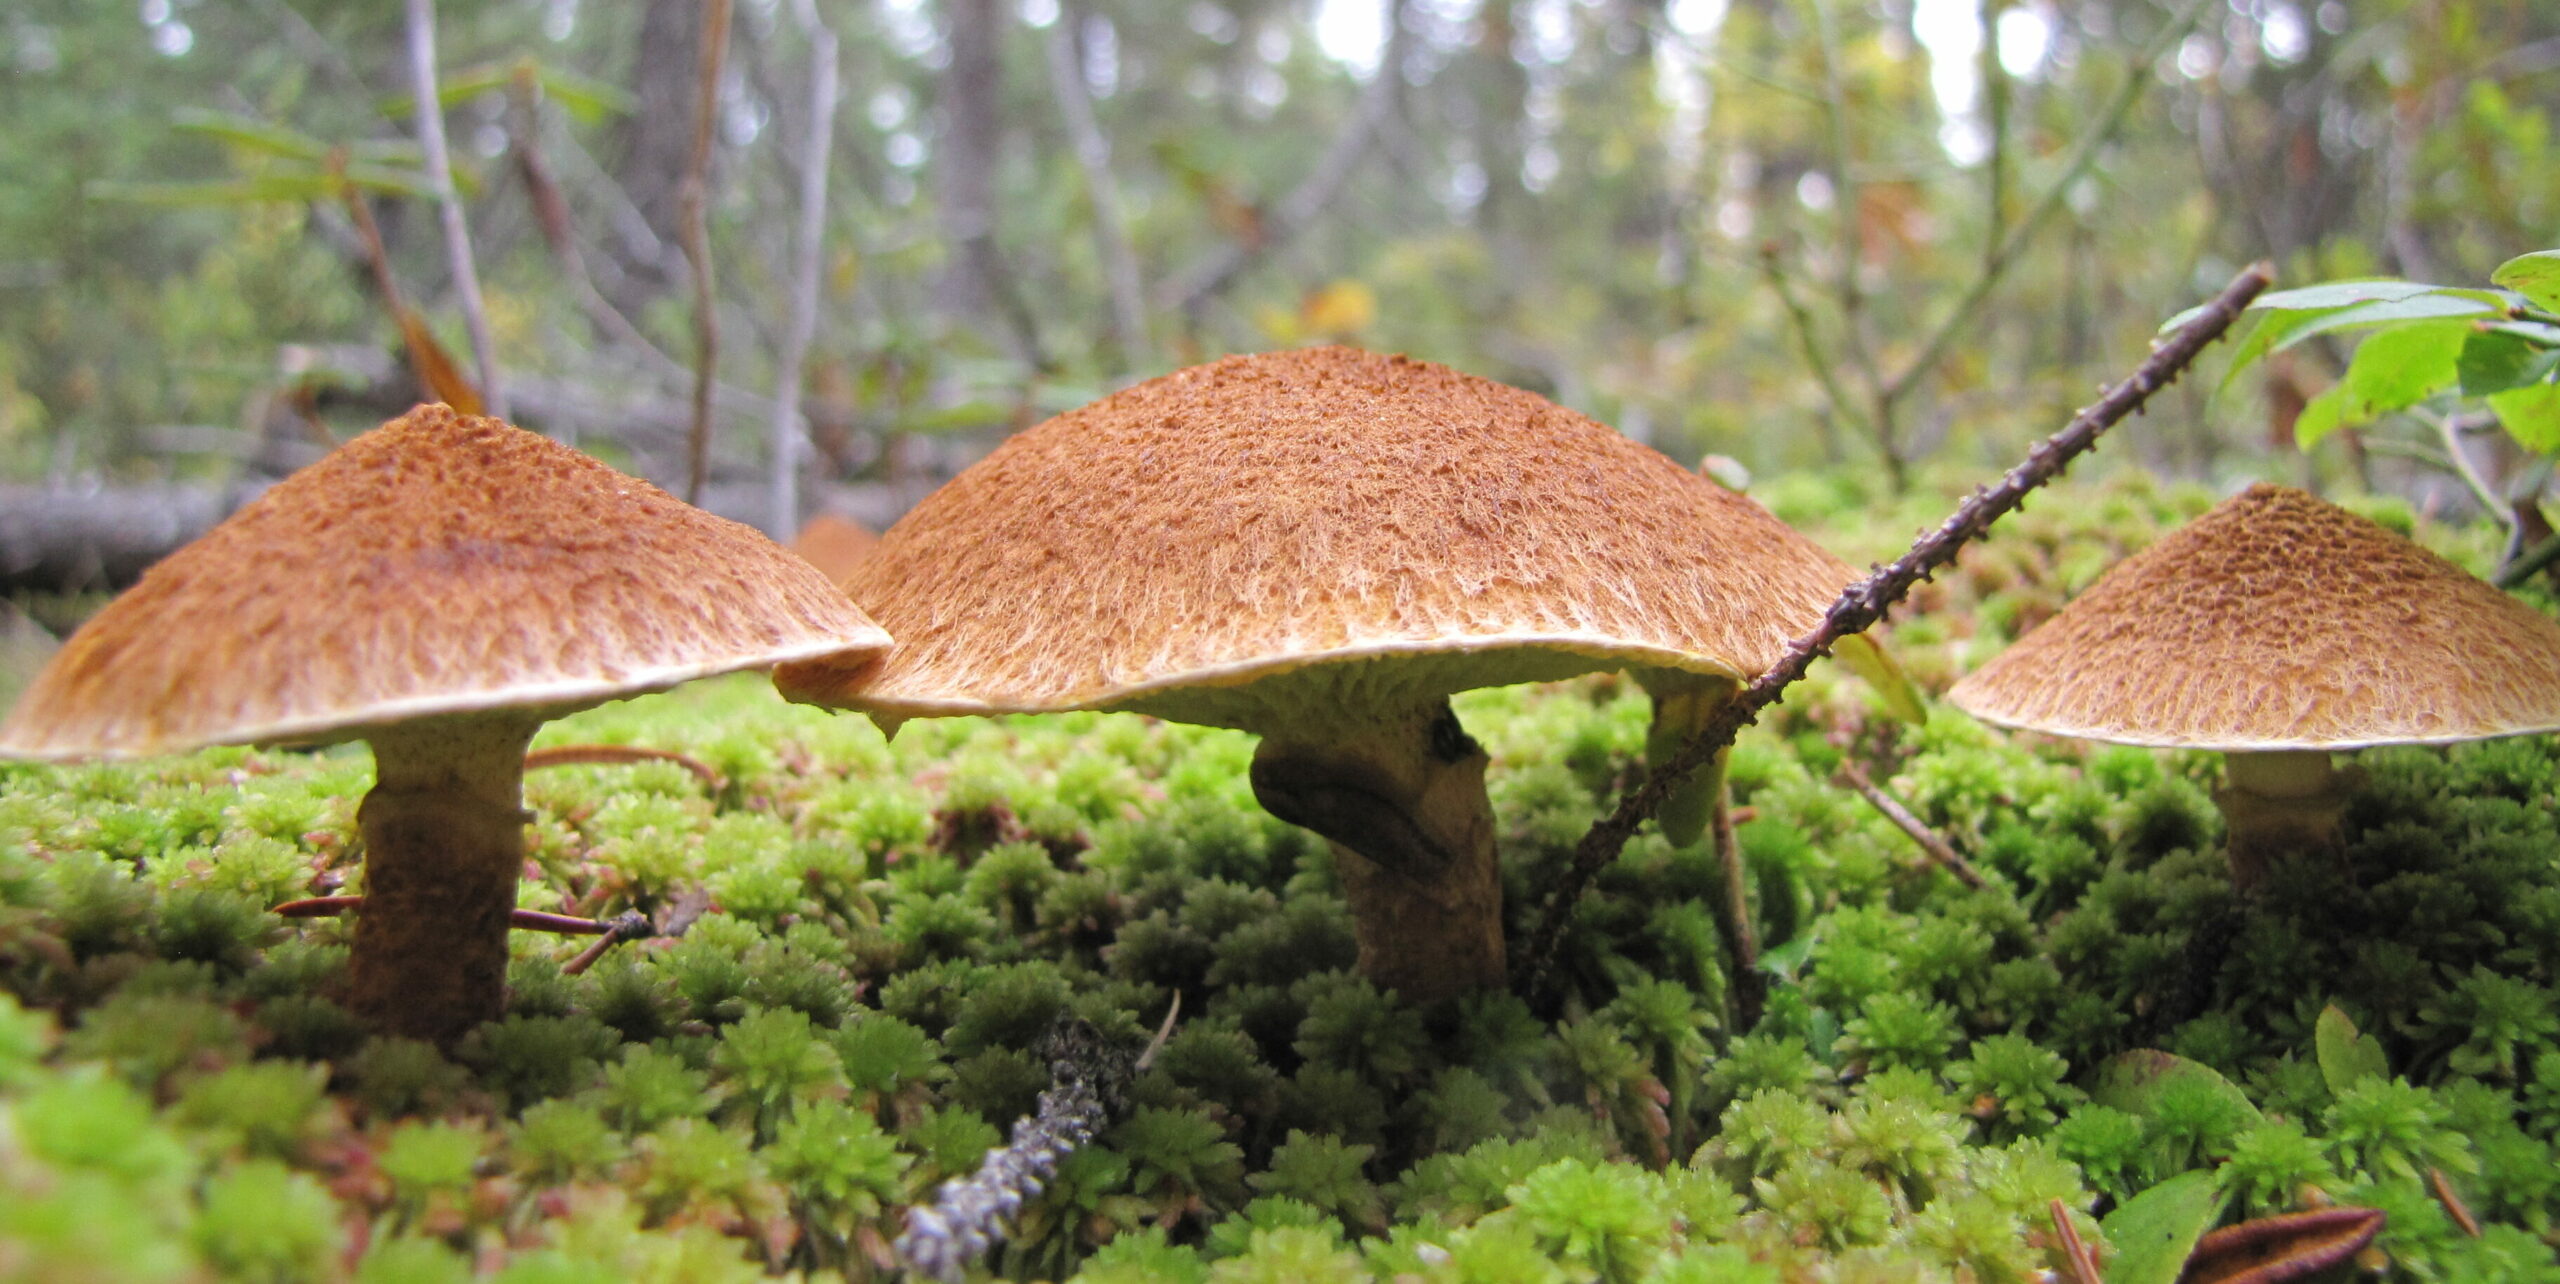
[0,0,2555,527]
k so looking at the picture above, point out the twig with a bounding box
[2497,530,2560,589]
[275,897,628,936]
[769,0,840,537]
[558,911,659,976]
[1156,0,1408,314]
[1518,262,2275,999]
[1876,0,2211,411]
[897,1017,1147,1282]
[523,743,725,791]
[1046,3,1150,371]
[2049,1198,2103,1284]
[1707,757,1762,1028]
[680,0,734,504]
[2428,1166,2481,1238]
[562,885,711,976]
[1835,760,1986,889]
[1805,0,1895,484]
[402,0,505,417]
[1757,244,1861,459]
[2417,406,2511,527]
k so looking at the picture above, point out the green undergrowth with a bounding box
[3,470,2558,1281]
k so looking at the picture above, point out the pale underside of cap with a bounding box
[0,405,891,760]
[1947,483,2560,750]
[773,345,1856,739]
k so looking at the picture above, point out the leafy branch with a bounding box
[1771,0,2212,486]
[2216,248,2560,582]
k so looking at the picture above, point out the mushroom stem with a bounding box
[1248,702,1503,1002]
[350,714,539,1043]
[2214,748,2353,891]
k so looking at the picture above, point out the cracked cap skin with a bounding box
[774,344,1858,732]
[1,403,893,760]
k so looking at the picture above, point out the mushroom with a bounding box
[789,513,881,583]
[775,347,1855,1002]
[1947,483,2560,888]
[0,405,890,1042]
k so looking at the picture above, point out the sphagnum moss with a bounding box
[0,473,2556,1278]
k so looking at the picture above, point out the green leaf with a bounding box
[536,66,638,123]
[1832,634,1927,726]
[2097,1170,2225,1284]
[2293,386,2346,449]
[2251,280,2440,311]
[2459,330,2560,396]
[2274,294,2497,349]
[86,176,345,206]
[2088,1050,2266,1130]
[2216,292,2490,396]
[2298,321,2468,447]
[2492,249,2560,315]
[170,109,330,162]
[2334,319,2467,412]
[2491,383,2560,454]
[2314,1005,2389,1095]
[378,60,633,123]
[2483,320,2560,346]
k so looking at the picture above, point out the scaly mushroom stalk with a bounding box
[348,715,539,1043]
[2214,749,2354,892]
[1248,700,1501,1001]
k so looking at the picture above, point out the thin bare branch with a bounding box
[770,0,841,536]
[1757,244,1862,459]
[1879,0,2212,409]
[1158,1,1409,314]
[402,0,505,417]
[2419,406,2511,526]
[1520,262,2275,998]
[681,0,735,504]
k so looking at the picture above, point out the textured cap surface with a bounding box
[1,405,892,759]
[1947,483,2560,749]
[775,346,1856,731]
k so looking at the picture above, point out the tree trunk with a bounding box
[935,0,1009,342]
[609,0,702,307]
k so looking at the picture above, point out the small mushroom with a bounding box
[0,405,890,1043]
[789,513,881,583]
[776,347,1855,1002]
[1947,484,2560,888]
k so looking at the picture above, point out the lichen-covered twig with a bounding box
[897,1012,1166,1281]
[1519,262,2275,1000]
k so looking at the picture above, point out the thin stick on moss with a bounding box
[2050,1198,2102,1284]
[2430,1165,2482,1237]
[1518,261,2276,1000]
[1835,760,1984,889]
[523,743,725,790]
[273,897,631,937]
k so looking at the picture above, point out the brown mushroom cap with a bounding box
[788,513,881,584]
[1946,483,2560,750]
[774,346,1857,731]
[0,404,892,760]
